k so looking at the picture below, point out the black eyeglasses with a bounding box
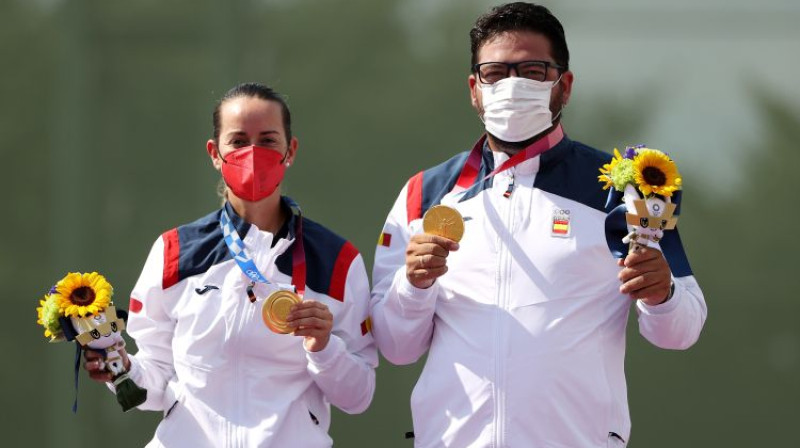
[473,60,564,84]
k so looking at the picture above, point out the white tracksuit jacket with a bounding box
[371,133,707,447]
[122,200,377,447]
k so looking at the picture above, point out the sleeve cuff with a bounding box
[306,334,346,369]
[105,355,142,393]
[394,268,439,312]
[126,355,144,384]
[637,283,683,315]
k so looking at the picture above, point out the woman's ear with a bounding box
[207,139,222,171]
[285,137,299,167]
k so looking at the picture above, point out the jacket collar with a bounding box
[222,196,300,241]
[480,124,569,175]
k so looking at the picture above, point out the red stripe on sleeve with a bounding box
[328,241,359,302]
[406,171,424,224]
[129,297,143,314]
[162,228,180,289]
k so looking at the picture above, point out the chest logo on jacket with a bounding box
[551,208,572,238]
[194,285,220,295]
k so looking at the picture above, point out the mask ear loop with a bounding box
[216,147,232,201]
[216,146,229,165]
[551,104,565,123]
[551,72,564,87]
[476,86,487,125]
[550,73,566,123]
[474,73,493,124]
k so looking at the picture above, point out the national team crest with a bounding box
[551,208,571,237]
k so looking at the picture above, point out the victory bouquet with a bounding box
[36,272,147,412]
[598,145,682,256]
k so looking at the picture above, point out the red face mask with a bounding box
[220,145,288,202]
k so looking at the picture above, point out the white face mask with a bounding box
[479,76,561,142]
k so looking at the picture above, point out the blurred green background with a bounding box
[3,0,798,446]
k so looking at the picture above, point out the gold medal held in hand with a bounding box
[422,205,465,243]
[262,290,302,334]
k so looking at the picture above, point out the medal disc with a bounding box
[422,205,465,242]
[262,290,302,334]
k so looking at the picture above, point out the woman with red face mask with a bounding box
[83,83,377,447]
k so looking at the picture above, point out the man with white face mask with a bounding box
[370,3,707,447]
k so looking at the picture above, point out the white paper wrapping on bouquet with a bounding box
[621,184,678,252]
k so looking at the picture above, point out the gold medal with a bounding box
[422,205,465,242]
[261,290,302,334]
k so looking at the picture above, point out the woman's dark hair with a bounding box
[212,82,292,142]
[469,2,569,71]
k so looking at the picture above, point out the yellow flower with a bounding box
[52,272,113,318]
[598,148,623,190]
[632,149,682,197]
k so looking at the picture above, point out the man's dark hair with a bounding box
[470,2,569,71]
[212,82,292,142]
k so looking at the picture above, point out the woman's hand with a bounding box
[83,348,131,383]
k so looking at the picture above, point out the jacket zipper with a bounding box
[231,276,260,448]
[494,170,516,447]
[232,288,246,448]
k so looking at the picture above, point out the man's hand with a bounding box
[83,348,130,383]
[287,300,333,352]
[617,246,673,306]
[405,234,459,289]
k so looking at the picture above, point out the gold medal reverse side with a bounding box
[422,205,465,243]
[262,290,302,334]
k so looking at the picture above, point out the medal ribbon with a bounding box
[220,201,306,297]
[285,200,307,297]
[451,124,564,194]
